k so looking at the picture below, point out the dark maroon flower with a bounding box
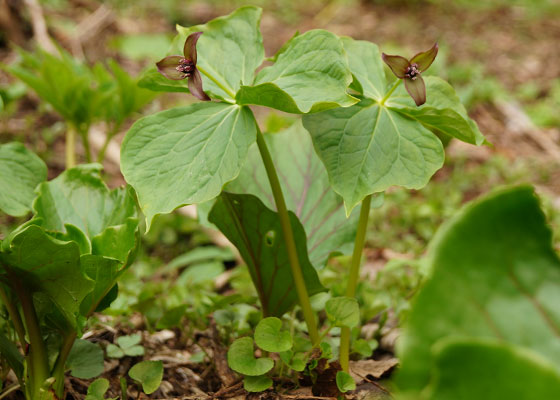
[156,32,210,101]
[381,43,438,106]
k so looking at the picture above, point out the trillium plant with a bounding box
[121,6,484,394]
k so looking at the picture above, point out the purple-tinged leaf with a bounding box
[381,54,409,79]
[183,31,203,64]
[404,75,426,106]
[188,69,210,101]
[156,55,185,80]
[410,42,438,72]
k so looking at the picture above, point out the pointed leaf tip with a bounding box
[410,42,438,72]
[405,75,427,106]
[382,53,409,79]
[156,55,185,80]
[184,31,203,64]
[188,69,210,101]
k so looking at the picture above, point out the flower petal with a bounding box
[156,55,186,80]
[404,75,426,106]
[184,32,203,65]
[410,43,438,72]
[188,69,210,101]
[381,54,409,79]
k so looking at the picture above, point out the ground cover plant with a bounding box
[0,1,559,399]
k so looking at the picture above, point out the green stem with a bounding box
[380,79,402,105]
[12,276,49,398]
[66,124,76,169]
[97,124,120,163]
[339,194,372,372]
[255,124,320,346]
[52,331,76,398]
[0,285,26,348]
[80,128,92,163]
[197,65,236,100]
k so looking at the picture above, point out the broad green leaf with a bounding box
[66,339,104,379]
[33,164,138,262]
[254,317,292,352]
[303,100,444,214]
[106,344,125,359]
[0,331,24,379]
[397,186,560,395]
[326,297,360,328]
[341,37,386,101]
[85,378,118,400]
[174,6,264,100]
[79,255,121,316]
[121,102,257,228]
[165,246,234,272]
[0,142,47,216]
[227,121,361,269]
[425,339,560,400]
[129,360,163,394]
[386,76,485,145]
[236,30,358,113]
[244,375,273,392]
[209,192,325,316]
[227,337,274,376]
[116,334,144,356]
[138,68,190,93]
[0,225,92,329]
[336,371,356,393]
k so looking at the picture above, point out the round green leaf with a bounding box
[326,297,360,328]
[66,339,104,379]
[243,375,273,392]
[0,142,47,216]
[303,100,444,215]
[236,29,357,113]
[129,360,163,395]
[336,371,356,393]
[254,317,292,353]
[106,343,125,359]
[227,337,274,376]
[121,102,257,229]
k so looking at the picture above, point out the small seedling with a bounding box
[106,334,145,359]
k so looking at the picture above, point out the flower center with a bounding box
[405,63,420,80]
[176,59,195,77]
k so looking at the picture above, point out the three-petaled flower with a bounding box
[382,43,438,106]
[156,32,210,101]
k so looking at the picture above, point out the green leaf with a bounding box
[426,338,560,400]
[121,102,257,228]
[0,225,92,329]
[227,121,361,269]
[106,343,125,359]
[66,339,104,379]
[0,331,24,379]
[279,350,306,371]
[227,337,274,376]
[397,186,560,395]
[336,371,356,393]
[0,142,47,216]
[85,378,118,400]
[386,76,485,145]
[174,6,264,100]
[244,375,273,392]
[236,30,357,113]
[117,334,145,356]
[303,100,444,214]
[341,37,386,101]
[138,68,190,93]
[254,317,292,352]
[79,255,122,316]
[209,192,325,316]
[33,164,138,262]
[129,360,163,395]
[326,297,360,328]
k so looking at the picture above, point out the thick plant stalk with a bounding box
[52,331,77,397]
[0,285,26,348]
[255,124,320,345]
[66,124,76,169]
[340,194,372,372]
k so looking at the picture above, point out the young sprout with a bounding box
[382,43,438,106]
[156,32,210,101]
